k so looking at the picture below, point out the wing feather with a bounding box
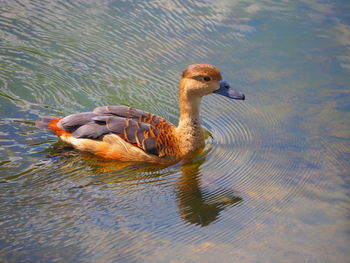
[56,106,177,157]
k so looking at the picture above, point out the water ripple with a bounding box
[1,0,349,261]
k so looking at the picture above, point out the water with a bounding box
[0,0,349,262]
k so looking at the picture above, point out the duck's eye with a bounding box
[203,76,211,82]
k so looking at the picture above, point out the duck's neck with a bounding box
[176,94,205,157]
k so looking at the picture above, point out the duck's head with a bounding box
[180,64,245,100]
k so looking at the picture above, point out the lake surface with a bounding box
[0,0,349,262]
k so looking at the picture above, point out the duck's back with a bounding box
[36,106,179,163]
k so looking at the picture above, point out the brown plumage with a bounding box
[36,64,245,164]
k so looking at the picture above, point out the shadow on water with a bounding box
[44,141,243,227]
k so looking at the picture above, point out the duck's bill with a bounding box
[214,80,245,100]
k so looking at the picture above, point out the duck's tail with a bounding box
[36,116,67,136]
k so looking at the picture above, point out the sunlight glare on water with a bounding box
[0,0,349,262]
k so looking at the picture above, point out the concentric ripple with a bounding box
[196,94,317,242]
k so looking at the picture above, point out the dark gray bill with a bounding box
[214,80,245,100]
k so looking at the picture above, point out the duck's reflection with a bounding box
[46,143,242,226]
[177,158,242,226]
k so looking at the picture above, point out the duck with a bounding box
[36,64,245,164]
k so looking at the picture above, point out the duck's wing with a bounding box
[58,106,176,156]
